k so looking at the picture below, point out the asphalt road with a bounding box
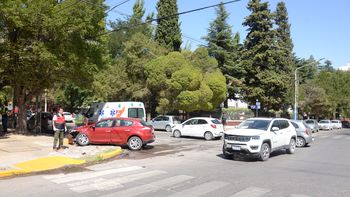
[1,128,350,197]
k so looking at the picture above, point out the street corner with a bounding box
[99,147,123,160]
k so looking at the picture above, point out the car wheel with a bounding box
[286,138,296,154]
[204,131,213,140]
[296,137,306,147]
[165,125,172,132]
[76,133,90,146]
[222,146,233,160]
[173,130,181,138]
[128,136,143,151]
[259,143,270,161]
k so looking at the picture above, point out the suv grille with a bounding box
[225,135,251,142]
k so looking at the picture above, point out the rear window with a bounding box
[305,120,314,124]
[128,108,144,119]
[211,119,222,124]
[140,120,152,127]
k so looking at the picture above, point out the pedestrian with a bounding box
[1,101,9,134]
[52,107,66,150]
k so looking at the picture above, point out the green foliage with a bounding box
[240,0,292,111]
[203,2,242,101]
[145,48,227,114]
[222,108,254,120]
[155,0,182,51]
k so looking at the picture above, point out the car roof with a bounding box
[100,117,142,122]
[248,117,289,121]
[189,117,218,120]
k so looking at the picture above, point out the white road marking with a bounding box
[51,166,143,184]
[101,175,194,197]
[168,181,229,197]
[230,187,271,197]
[69,170,167,193]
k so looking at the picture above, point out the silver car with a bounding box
[291,120,314,147]
[304,119,319,133]
[151,115,181,132]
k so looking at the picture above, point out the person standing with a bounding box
[1,101,9,133]
[52,107,66,150]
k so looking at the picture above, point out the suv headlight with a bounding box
[251,136,260,140]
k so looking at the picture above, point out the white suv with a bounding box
[223,118,297,161]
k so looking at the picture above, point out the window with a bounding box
[279,120,290,129]
[305,120,314,124]
[115,120,133,127]
[96,119,114,128]
[211,119,222,124]
[271,120,280,129]
[163,116,169,121]
[154,116,163,121]
[237,119,271,131]
[184,119,198,125]
[197,119,208,124]
[291,122,299,129]
[128,108,145,119]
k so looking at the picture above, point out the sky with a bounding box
[105,0,350,68]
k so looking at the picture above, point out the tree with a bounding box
[203,2,242,107]
[319,59,335,72]
[155,0,182,51]
[145,48,227,114]
[240,0,290,111]
[0,0,107,133]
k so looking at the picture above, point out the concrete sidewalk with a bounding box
[0,133,123,178]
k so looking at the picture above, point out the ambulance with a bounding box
[85,102,146,124]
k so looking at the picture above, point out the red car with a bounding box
[72,117,155,150]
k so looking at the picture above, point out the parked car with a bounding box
[150,115,181,132]
[290,120,314,147]
[318,120,333,130]
[71,117,154,150]
[63,112,74,123]
[341,120,350,128]
[172,117,224,140]
[331,120,342,129]
[223,118,297,161]
[27,112,53,133]
[304,119,319,133]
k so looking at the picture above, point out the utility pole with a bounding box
[294,58,324,120]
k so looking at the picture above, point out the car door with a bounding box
[279,120,293,145]
[269,120,283,149]
[111,119,133,144]
[192,119,208,137]
[160,116,170,130]
[90,119,114,143]
[182,119,198,136]
[152,116,162,130]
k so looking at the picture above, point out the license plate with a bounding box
[232,146,241,151]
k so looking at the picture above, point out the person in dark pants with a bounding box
[52,107,66,150]
[1,102,9,134]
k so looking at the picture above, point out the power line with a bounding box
[91,0,242,39]
[106,0,131,14]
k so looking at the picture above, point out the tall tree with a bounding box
[155,0,182,51]
[0,0,107,133]
[240,0,289,111]
[203,2,242,107]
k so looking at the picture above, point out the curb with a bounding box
[0,147,123,178]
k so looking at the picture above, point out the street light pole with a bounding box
[294,58,324,120]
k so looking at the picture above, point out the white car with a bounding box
[63,112,74,123]
[331,120,342,129]
[172,117,224,140]
[223,118,297,161]
[318,120,333,130]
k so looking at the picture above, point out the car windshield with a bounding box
[305,120,314,124]
[237,119,271,131]
[211,119,222,124]
[331,120,338,123]
[319,120,329,123]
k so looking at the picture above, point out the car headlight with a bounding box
[251,136,260,140]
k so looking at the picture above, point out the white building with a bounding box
[227,99,248,108]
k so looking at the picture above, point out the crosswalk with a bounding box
[43,164,312,197]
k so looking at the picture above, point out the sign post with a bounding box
[256,99,260,117]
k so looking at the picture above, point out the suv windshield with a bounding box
[237,119,271,131]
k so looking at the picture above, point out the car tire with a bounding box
[259,143,270,161]
[76,133,90,146]
[286,138,296,154]
[165,125,172,132]
[296,137,306,147]
[222,146,233,160]
[128,136,143,151]
[204,131,213,141]
[173,130,181,138]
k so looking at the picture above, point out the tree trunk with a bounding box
[15,86,29,134]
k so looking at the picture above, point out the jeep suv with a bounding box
[223,118,297,161]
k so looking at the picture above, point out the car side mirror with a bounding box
[271,127,279,132]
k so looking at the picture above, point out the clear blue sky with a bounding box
[106,0,350,68]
